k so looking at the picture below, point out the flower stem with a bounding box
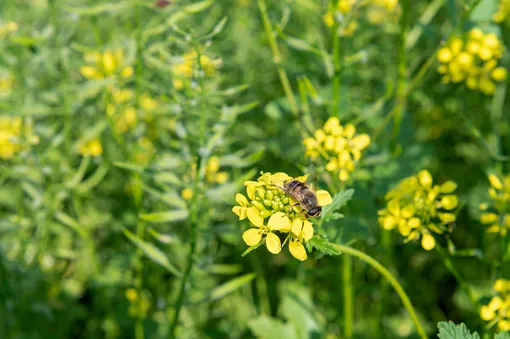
[342,254,353,339]
[435,244,478,309]
[257,0,299,116]
[331,244,428,339]
[331,7,341,117]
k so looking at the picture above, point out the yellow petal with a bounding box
[488,296,502,310]
[302,220,314,240]
[439,213,456,223]
[487,224,500,233]
[350,134,370,150]
[324,117,340,133]
[401,205,415,218]
[80,66,100,79]
[440,180,457,193]
[317,190,333,206]
[242,228,262,246]
[398,220,411,236]
[291,218,303,237]
[408,217,421,228]
[480,305,495,321]
[232,206,248,220]
[247,207,264,227]
[246,183,257,200]
[498,320,510,331]
[494,279,508,292]
[481,213,498,224]
[338,169,349,182]
[488,174,503,190]
[266,232,282,254]
[102,51,116,74]
[441,195,458,210]
[382,215,397,230]
[343,124,356,138]
[387,200,400,217]
[121,67,134,78]
[421,233,435,251]
[267,212,291,232]
[417,170,433,188]
[236,193,249,206]
[289,240,307,261]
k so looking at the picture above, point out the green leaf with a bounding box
[122,229,180,276]
[495,332,510,339]
[113,161,145,173]
[207,264,243,275]
[248,315,298,339]
[469,0,497,22]
[63,1,131,15]
[183,0,214,13]
[280,283,321,339]
[139,210,189,223]
[321,189,354,221]
[142,185,187,209]
[437,321,480,339]
[209,273,255,301]
[306,237,342,256]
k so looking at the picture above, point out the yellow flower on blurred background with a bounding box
[480,279,510,331]
[233,172,332,261]
[172,51,220,89]
[479,173,510,235]
[303,117,370,183]
[80,49,133,80]
[206,156,229,184]
[0,21,18,39]
[367,0,400,25]
[494,0,510,25]
[79,138,103,157]
[0,117,39,159]
[437,28,507,95]
[378,170,459,250]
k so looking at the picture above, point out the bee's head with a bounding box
[307,206,322,218]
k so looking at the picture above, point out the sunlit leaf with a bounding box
[209,273,255,301]
[139,210,189,223]
[437,321,480,339]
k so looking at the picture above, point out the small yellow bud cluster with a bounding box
[233,172,332,261]
[494,0,510,25]
[367,0,400,25]
[480,279,510,331]
[303,117,371,183]
[80,49,134,80]
[378,170,459,251]
[79,138,103,157]
[125,288,150,318]
[479,173,510,235]
[0,117,40,160]
[0,72,15,96]
[437,28,507,95]
[172,51,220,90]
[322,1,359,36]
[107,88,137,134]
[206,156,229,184]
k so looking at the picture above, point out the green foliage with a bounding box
[437,322,481,339]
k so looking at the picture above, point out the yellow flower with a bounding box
[80,49,133,80]
[181,188,193,201]
[304,117,370,183]
[323,12,335,28]
[172,51,221,89]
[234,172,332,260]
[205,156,229,184]
[481,279,510,331]
[379,170,459,250]
[0,117,39,159]
[0,21,18,39]
[493,0,510,24]
[437,28,506,95]
[479,173,510,235]
[0,73,15,96]
[79,138,103,157]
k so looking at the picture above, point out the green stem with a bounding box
[257,0,299,116]
[251,256,271,315]
[377,230,393,333]
[342,254,353,339]
[392,0,408,145]
[435,244,478,309]
[331,244,428,339]
[331,8,341,117]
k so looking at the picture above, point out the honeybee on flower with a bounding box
[233,171,332,261]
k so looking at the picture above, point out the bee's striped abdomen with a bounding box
[284,180,307,195]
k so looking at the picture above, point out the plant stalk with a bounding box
[332,244,428,339]
[342,254,353,339]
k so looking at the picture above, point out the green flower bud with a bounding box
[266,190,274,200]
[282,197,289,204]
[263,199,272,207]
[256,188,266,200]
[272,201,280,211]
[260,209,272,218]
[252,200,266,211]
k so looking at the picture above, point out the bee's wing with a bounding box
[305,163,318,192]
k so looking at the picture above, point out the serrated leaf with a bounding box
[307,237,342,256]
[209,273,255,301]
[321,189,354,221]
[495,332,510,339]
[139,210,189,223]
[437,321,480,339]
[122,229,180,276]
[248,315,298,339]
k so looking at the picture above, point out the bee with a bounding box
[278,165,322,218]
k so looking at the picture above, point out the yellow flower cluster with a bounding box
[479,173,510,235]
[206,156,228,184]
[0,21,18,39]
[107,88,137,133]
[79,138,103,157]
[367,0,400,25]
[0,117,39,159]
[172,51,220,90]
[481,279,510,331]
[494,0,510,25]
[233,172,332,261]
[80,49,133,80]
[0,73,15,96]
[437,28,507,95]
[303,117,370,183]
[125,288,150,318]
[378,170,459,251]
